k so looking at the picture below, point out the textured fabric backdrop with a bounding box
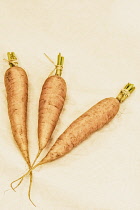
[0,0,140,209]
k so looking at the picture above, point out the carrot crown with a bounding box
[7,52,18,67]
[116,83,135,103]
[44,53,64,76]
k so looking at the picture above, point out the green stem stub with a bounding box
[7,52,18,67]
[116,83,135,103]
[55,53,64,76]
[44,52,64,77]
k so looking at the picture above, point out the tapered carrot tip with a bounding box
[28,172,36,207]
[10,173,28,190]
[116,83,135,103]
[11,178,24,191]
[11,185,16,192]
[29,198,36,207]
[7,52,18,67]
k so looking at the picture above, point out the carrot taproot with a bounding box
[36,97,120,164]
[37,75,66,151]
[4,52,35,206]
[11,83,135,188]
[32,53,66,165]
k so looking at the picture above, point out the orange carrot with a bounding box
[5,53,29,165]
[4,52,35,206]
[38,75,66,151]
[32,53,66,165]
[37,97,120,164]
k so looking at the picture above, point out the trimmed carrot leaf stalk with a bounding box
[44,53,64,77]
[55,53,64,76]
[116,83,135,103]
[10,83,135,203]
[7,52,18,67]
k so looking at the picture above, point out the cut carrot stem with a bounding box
[55,53,64,76]
[60,57,64,66]
[7,52,18,67]
[116,83,135,103]
[57,53,61,65]
[44,53,64,76]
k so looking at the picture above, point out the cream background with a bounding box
[0,0,140,209]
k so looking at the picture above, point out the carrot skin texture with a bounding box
[4,67,30,166]
[39,97,120,164]
[38,75,67,151]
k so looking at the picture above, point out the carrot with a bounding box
[32,53,66,165]
[11,83,135,192]
[35,97,120,163]
[4,52,35,206]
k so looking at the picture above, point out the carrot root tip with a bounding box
[29,198,36,207]
[10,184,16,192]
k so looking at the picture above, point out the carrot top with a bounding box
[116,83,135,103]
[44,53,64,76]
[7,52,18,67]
